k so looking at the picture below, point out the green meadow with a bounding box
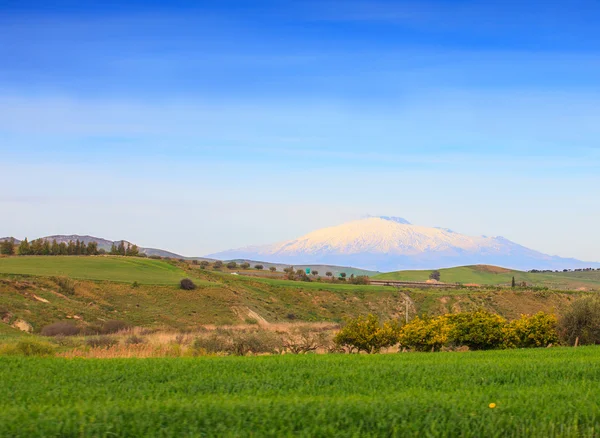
[0,256,187,285]
[1,347,599,437]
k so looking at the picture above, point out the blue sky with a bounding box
[1,0,599,261]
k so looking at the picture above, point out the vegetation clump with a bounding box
[41,321,81,337]
[180,278,197,290]
[334,314,401,353]
[558,296,600,345]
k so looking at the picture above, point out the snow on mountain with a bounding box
[207,216,600,272]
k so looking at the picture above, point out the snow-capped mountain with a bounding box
[207,216,600,272]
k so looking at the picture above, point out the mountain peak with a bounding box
[369,215,411,225]
[208,217,600,271]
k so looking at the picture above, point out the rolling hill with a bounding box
[373,264,600,290]
[208,216,600,272]
[1,256,599,336]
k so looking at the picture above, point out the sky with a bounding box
[1,0,600,261]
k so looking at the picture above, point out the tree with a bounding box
[240,262,250,269]
[117,241,126,256]
[429,270,441,281]
[312,270,319,276]
[325,271,333,278]
[18,238,31,255]
[87,242,98,255]
[213,261,223,269]
[58,242,68,255]
[254,264,264,270]
[42,240,51,255]
[399,315,451,352]
[446,310,506,350]
[31,239,44,255]
[51,239,59,255]
[199,260,210,269]
[558,296,600,346]
[0,238,16,255]
[511,276,516,288]
[269,266,277,272]
[334,314,401,353]
[126,244,139,257]
[226,261,238,269]
[110,243,118,255]
[339,272,347,280]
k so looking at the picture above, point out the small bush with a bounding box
[231,330,282,356]
[100,320,129,334]
[54,276,76,295]
[245,318,259,325]
[86,336,119,348]
[132,281,140,288]
[0,340,55,357]
[180,278,197,290]
[125,335,146,345]
[41,321,81,337]
[192,332,232,355]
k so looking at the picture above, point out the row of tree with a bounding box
[0,238,139,257]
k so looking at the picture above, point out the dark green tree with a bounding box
[429,270,441,281]
[512,276,516,288]
[0,238,16,255]
[18,238,31,255]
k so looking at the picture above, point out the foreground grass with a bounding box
[2,347,600,437]
[0,256,187,284]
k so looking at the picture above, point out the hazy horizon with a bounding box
[2,1,599,262]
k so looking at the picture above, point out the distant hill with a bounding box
[1,235,182,259]
[208,216,600,272]
[373,264,600,290]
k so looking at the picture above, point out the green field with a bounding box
[0,256,187,284]
[374,265,600,289]
[1,347,599,437]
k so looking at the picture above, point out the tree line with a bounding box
[0,238,140,257]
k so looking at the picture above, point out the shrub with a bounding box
[132,281,140,288]
[254,264,264,270]
[230,330,282,355]
[213,261,223,269]
[446,310,506,350]
[180,278,197,290]
[54,276,76,295]
[226,261,237,269]
[349,275,370,285]
[240,263,250,269]
[269,266,277,272]
[504,312,558,348]
[283,326,328,354]
[199,261,209,269]
[41,321,81,337]
[192,332,232,355]
[245,318,259,325]
[100,320,129,334]
[399,315,451,352]
[558,296,600,345]
[86,336,119,348]
[125,335,146,345]
[334,314,401,353]
[0,340,55,357]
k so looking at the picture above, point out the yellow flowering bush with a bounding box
[504,312,558,348]
[398,315,451,352]
[334,314,401,353]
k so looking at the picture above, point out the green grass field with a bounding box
[1,347,599,437]
[0,256,187,284]
[374,265,600,289]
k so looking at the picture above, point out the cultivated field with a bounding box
[0,256,187,284]
[1,347,599,437]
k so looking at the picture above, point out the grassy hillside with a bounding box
[374,265,600,290]
[0,257,589,334]
[0,256,187,285]
[3,348,600,436]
